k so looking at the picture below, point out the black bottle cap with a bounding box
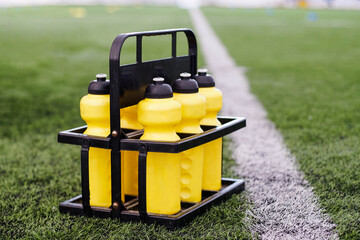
[145,77,173,99]
[88,73,110,94]
[194,69,215,88]
[172,72,199,94]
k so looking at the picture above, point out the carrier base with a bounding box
[59,178,245,228]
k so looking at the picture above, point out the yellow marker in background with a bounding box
[69,7,86,19]
[298,0,308,8]
[106,5,121,14]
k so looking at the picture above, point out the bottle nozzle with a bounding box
[180,72,191,79]
[96,73,107,81]
[197,68,208,76]
[153,77,164,84]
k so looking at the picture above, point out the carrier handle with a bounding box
[109,28,197,71]
[108,29,197,216]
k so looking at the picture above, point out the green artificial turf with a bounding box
[203,8,360,239]
[0,6,252,239]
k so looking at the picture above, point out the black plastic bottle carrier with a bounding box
[58,28,246,228]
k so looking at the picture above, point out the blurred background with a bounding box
[1,0,359,239]
[2,0,360,9]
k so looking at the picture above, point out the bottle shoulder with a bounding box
[173,93,206,105]
[80,94,110,106]
[139,98,181,110]
[199,87,222,98]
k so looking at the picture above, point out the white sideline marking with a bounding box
[189,8,338,239]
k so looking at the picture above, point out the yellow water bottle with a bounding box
[195,69,223,191]
[121,105,143,197]
[172,73,206,203]
[80,73,124,207]
[138,77,181,215]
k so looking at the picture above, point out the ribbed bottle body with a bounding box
[198,87,223,191]
[173,92,206,202]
